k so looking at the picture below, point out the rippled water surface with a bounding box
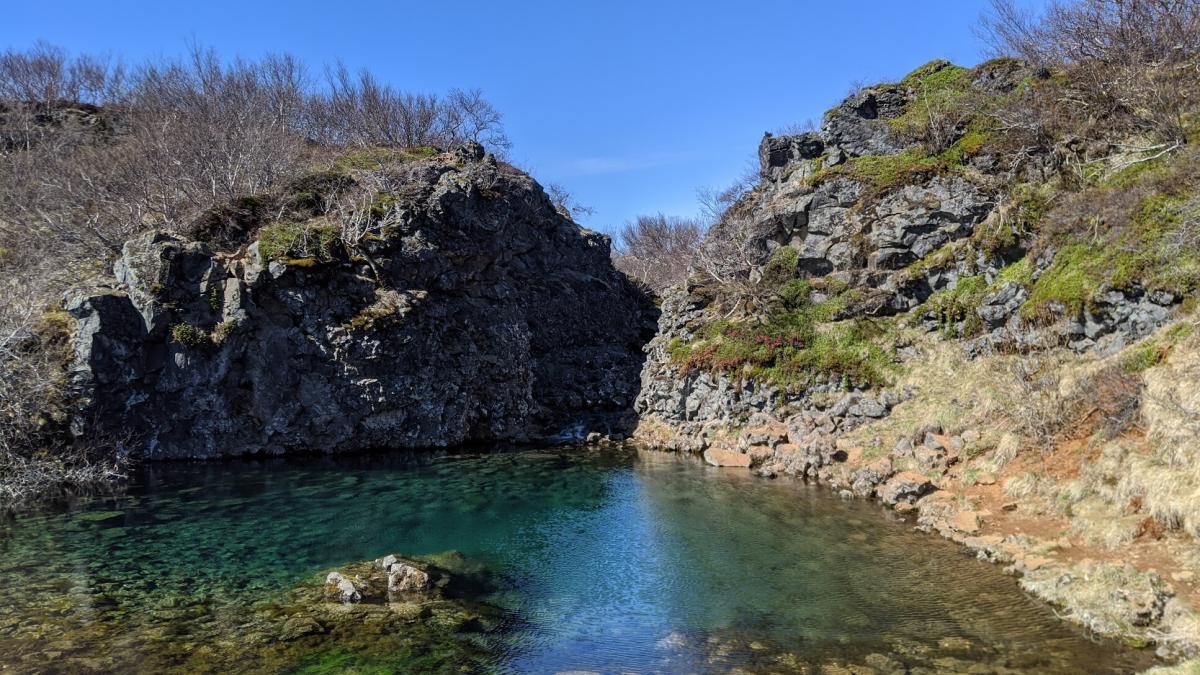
[0,448,1155,673]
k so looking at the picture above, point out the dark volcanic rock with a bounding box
[65,148,657,458]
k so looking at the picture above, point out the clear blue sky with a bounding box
[3,1,1042,236]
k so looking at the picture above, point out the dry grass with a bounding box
[836,330,1006,458]
[838,308,1200,556]
[1130,327,1200,536]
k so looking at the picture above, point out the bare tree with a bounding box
[613,214,705,292]
[440,88,511,154]
[316,64,509,153]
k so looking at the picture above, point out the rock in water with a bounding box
[323,572,363,604]
[376,554,432,595]
[64,146,657,458]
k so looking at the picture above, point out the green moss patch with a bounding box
[258,219,342,262]
[925,275,988,338]
[1021,192,1200,317]
[669,280,896,390]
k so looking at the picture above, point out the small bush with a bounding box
[761,246,799,284]
[210,320,237,345]
[170,323,209,349]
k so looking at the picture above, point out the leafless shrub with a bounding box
[322,170,408,282]
[980,0,1200,147]
[1169,197,1200,249]
[0,449,127,514]
[999,354,1143,449]
[0,41,125,153]
[998,355,1073,446]
[612,214,704,292]
[317,63,509,153]
[697,165,758,226]
[0,281,126,512]
[546,183,595,220]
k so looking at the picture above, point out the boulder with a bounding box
[850,457,894,497]
[704,447,751,468]
[951,510,982,535]
[878,471,937,506]
[387,564,432,595]
[323,572,363,604]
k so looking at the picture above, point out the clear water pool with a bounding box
[0,447,1154,673]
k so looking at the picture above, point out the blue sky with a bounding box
[4,1,1040,235]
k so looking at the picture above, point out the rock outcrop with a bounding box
[65,144,657,458]
[635,58,1183,452]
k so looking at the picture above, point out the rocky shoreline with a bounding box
[632,416,1198,662]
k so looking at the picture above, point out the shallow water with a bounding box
[0,447,1155,673]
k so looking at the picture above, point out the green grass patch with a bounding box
[900,59,970,89]
[1120,322,1195,372]
[762,246,800,284]
[808,128,989,196]
[890,60,972,144]
[808,148,947,192]
[898,239,967,282]
[258,219,341,262]
[1022,242,1106,317]
[976,182,1053,255]
[331,146,439,174]
[170,323,210,349]
[925,275,988,338]
[1120,340,1166,373]
[1021,191,1200,317]
[994,256,1035,287]
[668,281,895,390]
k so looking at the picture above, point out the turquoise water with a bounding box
[0,447,1154,673]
